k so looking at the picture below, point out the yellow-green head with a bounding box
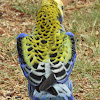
[42,0,64,16]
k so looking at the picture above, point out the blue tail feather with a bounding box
[28,78,75,100]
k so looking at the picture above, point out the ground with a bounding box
[0,0,100,100]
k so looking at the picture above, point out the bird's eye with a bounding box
[61,6,64,10]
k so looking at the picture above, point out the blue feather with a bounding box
[28,78,75,100]
[17,33,28,39]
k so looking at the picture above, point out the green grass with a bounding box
[66,2,100,34]
[9,0,41,19]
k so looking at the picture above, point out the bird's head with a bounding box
[41,0,64,23]
[42,0,64,15]
[53,0,64,16]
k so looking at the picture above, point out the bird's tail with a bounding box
[28,78,75,100]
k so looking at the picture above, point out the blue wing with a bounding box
[17,33,31,79]
[59,32,76,83]
[52,31,76,84]
[17,33,45,87]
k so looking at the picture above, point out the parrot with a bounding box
[17,0,76,100]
